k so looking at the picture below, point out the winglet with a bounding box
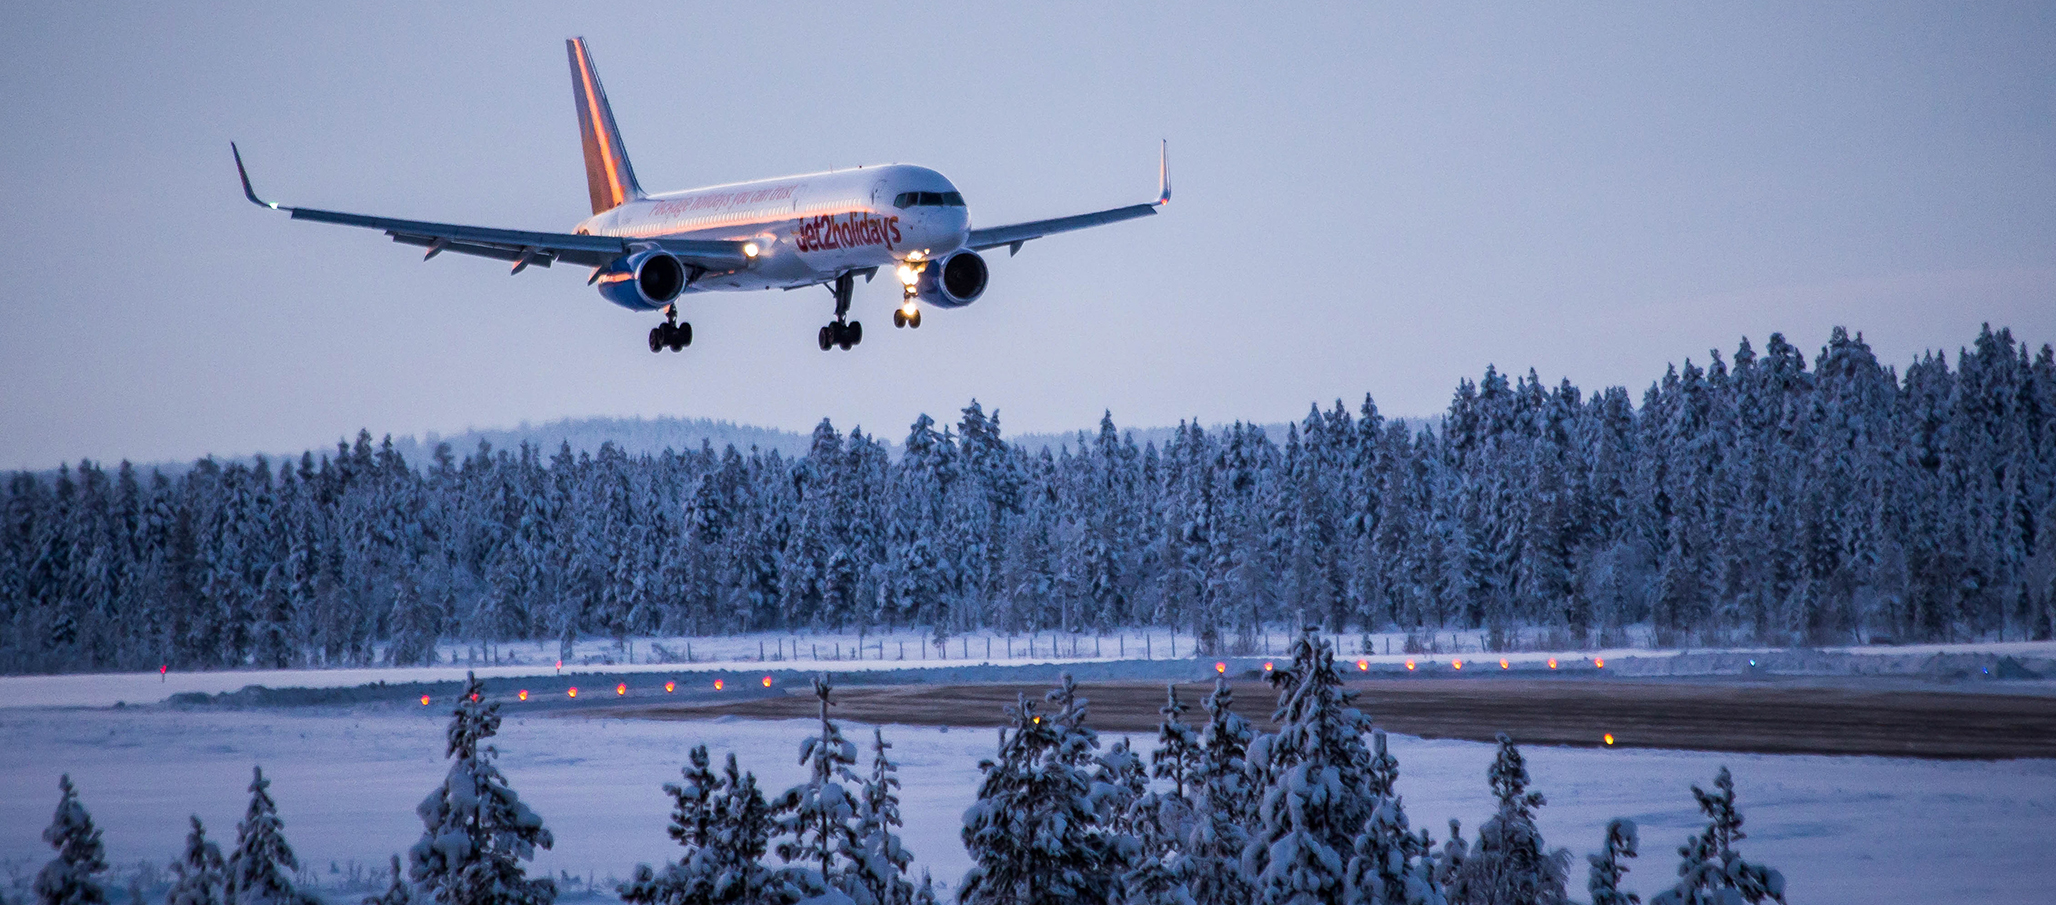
[231,142,281,210]
[1155,139,1171,206]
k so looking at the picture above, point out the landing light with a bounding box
[743,242,760,258]
[897,264,919,286]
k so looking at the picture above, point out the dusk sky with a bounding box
[3,2,2051,469]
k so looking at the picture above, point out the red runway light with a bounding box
[1499,658,1510,670]
[616,683,627,696]
[517,690,528,701]
[470,692,480,702]
[1263,661,1274,672]
[665,681,676,693]
[761,675,773,687]
[420,695,430,706]
[1215,661,1227,674]
[1404,660,1416,671]
[568,687,578,698]
[1594,657,1605,668]
[1452,659,1464,670]
[714,679,724,690]
[1357,659,1370,671]
[1603,733,1615,746]
[1548,658,1558,669]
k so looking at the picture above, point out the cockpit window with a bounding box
[893,190,968,209]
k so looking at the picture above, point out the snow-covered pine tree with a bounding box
[1185,679,1254,905]
[1586,820,1638,905]
[1446,735,1568,905]
[619,744,721,905]
[846,729,915,905]
[410,672,554,905]
[1430,821,1466,895]
[364,856,411,905]
[1650,768,1785,905]
[1344,731,1439,905]
[776,676,862,903]
[959,689,1116,905]
[1244,628,1377,905]
[34,775,108,905]
[167,817,228,905]
[227,767,315,905]
[708,753,794,905]
[1151,685,1204,804]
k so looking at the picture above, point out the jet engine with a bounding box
[595,249,688,310]
[911,249,988,308]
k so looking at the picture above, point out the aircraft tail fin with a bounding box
[567,37,644,215]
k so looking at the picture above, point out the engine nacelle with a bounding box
[912,249,988,309]
[595,250,688,310]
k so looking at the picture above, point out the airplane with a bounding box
[234,36,1168,353]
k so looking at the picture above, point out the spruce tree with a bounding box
[1446,736,1568,905]
[1650,768,1785,905]
[227,767,314,905]
[1185,680,1254,905]
[34,775,108,905]
[1586,820,1639,905]
[775,676,862,900]
[960,685,1116,905]
[619,745,721,905]
[1344,732,1439,905]
[409,672,554,905]
[847,729,915,905]
[167,817,228,905]
[1245,629,1377,905]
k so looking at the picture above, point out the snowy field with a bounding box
[4,699,2055,905]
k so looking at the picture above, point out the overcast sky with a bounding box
[3,2,2051,469]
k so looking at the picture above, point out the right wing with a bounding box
[966,140,1170,256]
[231,144,751,274]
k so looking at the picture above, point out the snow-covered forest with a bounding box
[25,636,1793,905]
[4,325,2054,674]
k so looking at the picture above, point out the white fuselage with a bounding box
[575,164,971,293]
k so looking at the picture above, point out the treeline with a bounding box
[4,324,2054,674]
[24,634,1792,905]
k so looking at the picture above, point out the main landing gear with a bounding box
[648,305,691,353]
[817,271,862,351]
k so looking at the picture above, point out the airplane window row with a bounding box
[893,191,966,209]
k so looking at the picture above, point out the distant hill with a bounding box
[391,416,814,462]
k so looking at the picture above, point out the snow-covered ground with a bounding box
[8,631,2053,709]
[3,700,2054,905]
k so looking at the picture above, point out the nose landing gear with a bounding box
[648,305,691,353]
[818,271,862,351]
[891,303,922,329]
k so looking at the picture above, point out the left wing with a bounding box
[231,144,752,274]
[966,140,1170,256]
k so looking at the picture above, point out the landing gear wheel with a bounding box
[893,309,907,329]
[818,325,834,351]
[908,309,922,329]
[648,325,668,353]
[846,321,862,346]
[670,323,692,350]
